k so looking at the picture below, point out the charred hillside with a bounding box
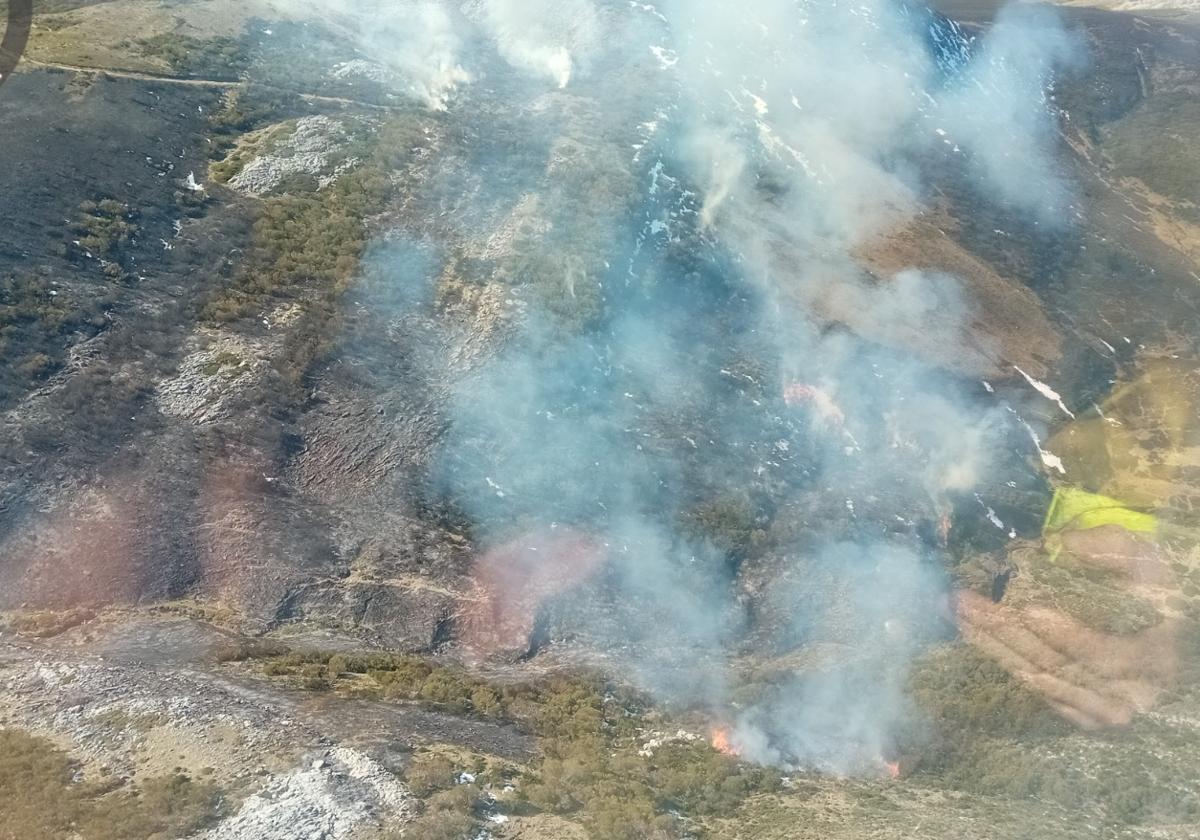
[1,1,1199,839]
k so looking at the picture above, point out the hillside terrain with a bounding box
[1,1,1200,839]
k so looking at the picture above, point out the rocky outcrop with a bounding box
[280,579,460,651]
[226,116,365,196]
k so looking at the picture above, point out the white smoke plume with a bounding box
[623,0,1074,768]
[475,0,602,88]
[283,0,472,109]
[387,2,473,110]
[335,0,1082,774]
[934,2,1085,222]
[684,127,746,229]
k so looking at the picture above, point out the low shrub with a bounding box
[0,729,227,840]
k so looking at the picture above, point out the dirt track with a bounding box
[22,57,406,110]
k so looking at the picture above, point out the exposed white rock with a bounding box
[331,59,394,85]
[227,116,358,197]
[155,334,269,424]
[194,747,415,840]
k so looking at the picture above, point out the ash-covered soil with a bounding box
[0,70,220,274]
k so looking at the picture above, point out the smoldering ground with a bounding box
[303,0,1083,773]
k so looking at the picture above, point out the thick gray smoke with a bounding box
[337,0,1079,773]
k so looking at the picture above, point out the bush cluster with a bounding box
[524,681,779,840]
[0,729,227,840]
[205,108,427,319]
[137,33,251,81]
[243,644,779,839]
[72,199,138,264]
[2,608,96,638]
[209,85,315,136]
[249,648,514,718]
[391,786,481,840]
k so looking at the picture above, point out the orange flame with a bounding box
[883,759,901,780]
[938,511,952,544]
[710,726,741,757]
